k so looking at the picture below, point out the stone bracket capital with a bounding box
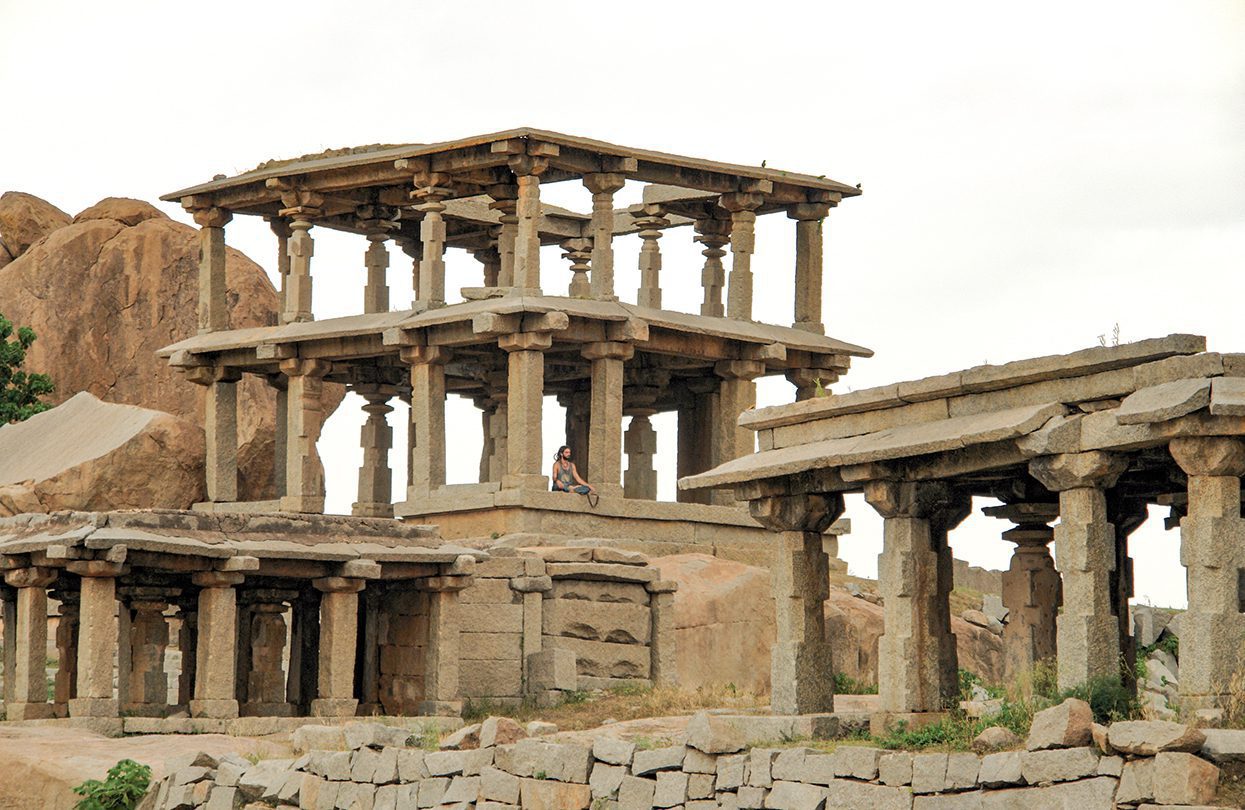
[499,332,553,353]
[719,191,766,213]
[192,571,244,588]
[337,559,381,580]
[1169,436,1245,477]
[508,155,551,177]
[187,205,233,229]
[412,575,472,592]
[749,492,845,533]
[279,358,333,379]
[582,341,635,362]
[582,172,628,195]
[67,559,126,578]
[1029,451,1128,492]
[4,566,57,589]
[312,576,366,594]
[787,202,833,221]
[400,345,453,366]
[863,479,964,521]
[715,359,765,381]
[185,365,242,387]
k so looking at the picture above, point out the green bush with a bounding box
[0,313,54,424]
[1056,676,1138,724]
[72,759,151,810]
[833,672,878,695]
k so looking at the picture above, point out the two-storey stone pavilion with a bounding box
[157,129,869,560]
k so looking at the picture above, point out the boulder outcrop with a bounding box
[0,192,343,499]
[0,392,205,515]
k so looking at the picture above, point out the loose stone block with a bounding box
[1200,728,1245,763]
[633,746,687,776]
[618,774,656,810]
[526,648,577,692]
[443,775,480,803]
[396,749,428,781]
[878,752,913,786]
[371,747,399,785]
[594,737,636,766]
[687,772,714,799]
[479,716,527,749]
[977,775,1117,808]
[591,762,627,798]
[682,748,718,774]
[1107,720,1205,755]
[350,747,380,781]
[824,779,912,810]
[1116,757,1154,804]
[425,749,467,776]
[978,751,1023,788]
[686,711,746,754]
[1096,755,1122,777]
[737,784,767,808]
[293,725,349,753]
[1152,751,1219,806]
[416,776,449,807]
[1019,747,1098,784]
[1025,698,1092,751]
[770,748,815,782]
[832,746,882,780]
[747,749,779,787]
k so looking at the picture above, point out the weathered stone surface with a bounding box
[771,748,816,782]
[481,766,520,804]
[590,761,627,798]
[479,716,527,748]
[0,196,343,500]
[519,776,591,809]
[686,711,747,755]
[654,770,689,807]
[0,191,70,255]
[971,726,1020,754]
[292,724,348,753]
[824,779,911,810]
[633,746,687,776]
[767,780,826,810]
[944,752,979,790]
[878,752,913,786]
[716,753,748,790]
[543,598,651,644]
[74,197,165,227]
[1200,728,1245,763]
[344,721,411,751]
[978,751,1024,788]
[912,753,948,794]
[593,737,636,766]
[1115,378,1211,424]
[0,392,205,515]
[1025,699,1092,751]
[1107,720,1205,756]
[1152,751,1219,806]
[544,636,650,679]
[1019,747,1098,784]
[441,723,482,750]
[977,776,1117,809]
[618,774,656,810]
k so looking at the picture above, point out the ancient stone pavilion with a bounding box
[681,335,1245,717]
[156,128,869,563]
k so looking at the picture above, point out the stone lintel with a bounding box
[217,556,259,572]
[412,575,472,592]
[715,359,765,380]
[337,559,381,579]
[646,580,678,594]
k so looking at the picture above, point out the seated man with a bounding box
[550,445,595,495]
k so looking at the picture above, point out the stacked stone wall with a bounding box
[377,588,428,715]
[458,557,537,704]
[139,712,1241,809]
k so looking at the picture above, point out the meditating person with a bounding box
[550,445,595,495]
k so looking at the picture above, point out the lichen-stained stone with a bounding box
[1025,699,1092,751]
[1019,747,1098,784]
[1152,751,1219,806]
[1107,720,1205,755]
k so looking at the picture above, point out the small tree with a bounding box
[0,312,54,423]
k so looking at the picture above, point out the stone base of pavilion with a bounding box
[0,510,481,725]
[394,485,849,566]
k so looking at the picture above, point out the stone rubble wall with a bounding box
[138,713,1245,810]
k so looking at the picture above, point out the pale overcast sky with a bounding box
[3,1,1243,607]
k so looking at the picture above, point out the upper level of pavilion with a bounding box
[157,130,871,541]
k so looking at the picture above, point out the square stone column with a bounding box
[242,592,295,717]
[190,571,243,719]
[417,568,470,716]
[648,580,679,687]
[486,369,509,484]
[352,386,395,517]
[279,358,332,513]
[865,481,968,713]
[286,591,320,715]
[623,413,658,500]
[187,366,240,503]
[4,567,57,720]
[1031,451,1129,691]
[676,381,718,505]
[122,597,171,716]
[69,561,122,718]
[511,160,548,294]
[1170,436,1245,707]
[558,389,591,482]
[694,216,730,318]
[582,342,633,497]
[751,492,845,714]
[52,590,79,713]
[788,201,834,334]
[413,178,451,308]
[584,173,626,300]
[403,347,452,498]
[311,576,364,718]
[267,374,288,499]
[720,192,764,321]
[501,332,552,491]
[1,588,15,708]
[187,206,232,334]
[985,503,1061,680]
[175,598,197,708]
[278,200,322,324]
[712,360,763,506]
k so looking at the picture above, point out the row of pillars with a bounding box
[763,438,1245,715]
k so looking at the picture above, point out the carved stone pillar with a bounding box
[242,591,295,717]
[623,413,658,500]
[584,173,627,300]
[4,567,56,719]
[123,597,171,716]
[985,503,1061,680]
[677,379,718,505]
[397,236,423,305]
[501,332,551,491]
[487,184,518,289]
[279,358,332,513]
[475,395,496,484]
[414,176,452,308]
[1030,451,1129,690]
[711,360,763,504]
[286,590,319,715]
[633,204,668,309]
[187,365,240,503]
[352,385,395,518]
[403,347,451,498]
[486,368,510,484]
[559,389,592,482]
[311,576,363,717]
[418,570,470,716]
[175,597,197,708]
[190,571,242,719]
[583,342,633,497]
[786,368,838,403]
[267,373,288,499]
[358,206,396,314]
[280,197,321,324]
[648,579,678,687]
[1170,436,1245,707]
[694,217,730,318]
[560,238,593,298]
[474,246,501,289]
[864,481,969,713]
[52,589,79,713]
[511,158,548,293]
[69,561,122,718]
[720,192,764,321]
[188,206,232,334]
[789,201,833,334]
[751,492,844,714]
[267,215,291,314]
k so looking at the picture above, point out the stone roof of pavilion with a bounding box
[680,334,1245,493]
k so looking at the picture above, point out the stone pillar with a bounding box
[711,360,763,504]
[358,207,395,314]
[864,481,968,713]
[281,205,320,324]
[512,160,548,293]
[414,176,452,308]
[560,238,593,298]
[53,590,79,712]
[267,374,288,499]
[583,342,633,497]
[486,369,509,484]
[1170,436,1245,707]
[695,217,730,318]
[474,246,501,288]
[176,599,197,708]
[267,215,291,313]
[633,204,668,309]
[623,413,658,500]
[359,588,381,714]
[789,202,833,334]
[720,192,764,321]
[584,173,626,300]
[69,563,121,718]
[189,206,232,333]
[559,389,592,481]
[487,184,519,289]
[648,580,678,686]
[1,588,15,708]
[352,385,395,518]
[279,358,332,513]
[677,381,718,505]
[1030,451,1129,690]
[418,573,469,716]
[311,577,363,717]
[751,492,844,714]
[286,591,320,714]
[123,597,171,716]
[403,347,452,498]
[786,368,837,403]
[190,571,242,719]
[4,567,56,719]
[242,593,294,716]
[397,237,423,305]
[987,503,1061,680]
[500,332,551,490]
[1109,496,1147,692]
[188,366,240,503]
